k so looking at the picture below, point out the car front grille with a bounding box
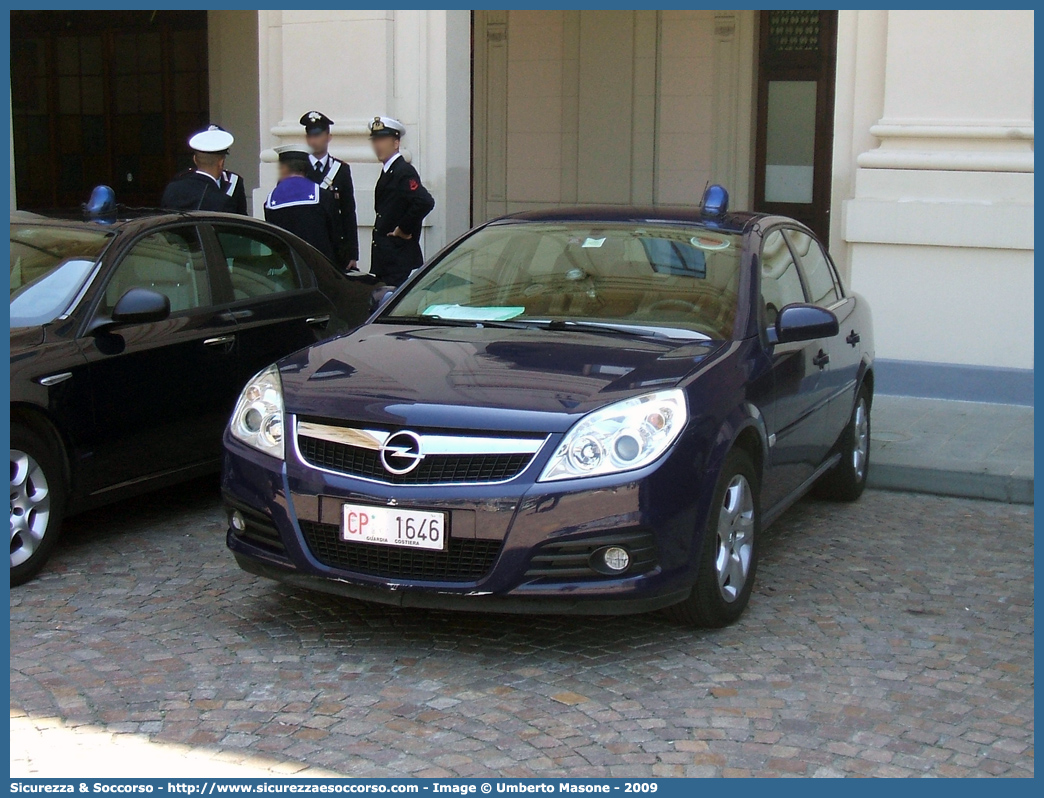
[523,528,658,583]
[295,418,544,485]
[298,436,532,485]
[299,520,502,582]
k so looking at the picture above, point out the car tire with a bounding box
[10,424,66,586]
[665,449,760,628]
[814,385,871,503]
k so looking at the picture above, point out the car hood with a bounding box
[278,323,724,433]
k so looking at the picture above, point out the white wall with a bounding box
[836,9,1034,370]
[255,10,471,272]
[208,10,261,214]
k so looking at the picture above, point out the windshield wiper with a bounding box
[541,320,704,340]
[381,314,538,330]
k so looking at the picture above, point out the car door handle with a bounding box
[846,330,860,347]
[306,315,331,327]
[203,335,236,347]
[813,349,829,369]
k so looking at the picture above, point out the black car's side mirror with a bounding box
[773,303,839,344]
[110,288,171,325]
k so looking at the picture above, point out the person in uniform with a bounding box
[300,111,359,273]
[160,125,247,214]
[263,145,341,264]
[368,116,435,287]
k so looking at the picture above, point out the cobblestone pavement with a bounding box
[11,482,1034,778]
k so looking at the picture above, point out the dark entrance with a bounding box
[10,10,209,211]
[753,10,837,243]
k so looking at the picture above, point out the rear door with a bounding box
[206,223,335,385]
[78,224,240,494]
[784,227,858,445]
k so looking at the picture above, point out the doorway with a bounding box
[753,10,837,242]
[471,10,758,224]
[10,10,209,210]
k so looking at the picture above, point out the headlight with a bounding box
[539,389,687,482]
[229,364,285,459]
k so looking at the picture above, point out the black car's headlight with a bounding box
[229,365,285,459]
[539,389,687,482]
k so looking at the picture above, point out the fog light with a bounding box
[230,509,246,532]
[602,546,630,572]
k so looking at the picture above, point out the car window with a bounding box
[384,222,743,340]
[759,229,806,327]
[215,226,301,300]
[103,227,209,315]
[785,229,840,307]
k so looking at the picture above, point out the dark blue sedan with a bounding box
[222,187,874,627]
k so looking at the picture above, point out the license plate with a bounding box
[341,504,447,551]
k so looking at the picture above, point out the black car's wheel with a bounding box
[814,385,871,502]
[10,425,66,586]
[666,449,760,628]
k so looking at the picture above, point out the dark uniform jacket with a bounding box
[308,157,359,266]
[161,170,243,214]
[371,155,435,286]
[221,169,248,216]
[263,176,341,264]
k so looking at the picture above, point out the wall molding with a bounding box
[857,149,1033,172]
[870,120,1034,140]
[875,359,1033,406]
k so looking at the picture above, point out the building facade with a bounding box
[9,9,1034,400]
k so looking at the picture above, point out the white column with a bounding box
[840,10,1034,370]
[255,10,471,271]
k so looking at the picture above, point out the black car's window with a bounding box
[785,229,841,307]
[384,223,743,340]
[215,226,301,300]
[10,224,112,327]
[104,227,209,315]
[759,229,806,327]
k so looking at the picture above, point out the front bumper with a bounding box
[222,426,709,616]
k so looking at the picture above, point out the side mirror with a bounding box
[370,285,398,313]
[774,303,838,344]
[110,288,171,325]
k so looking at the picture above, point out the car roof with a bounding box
[9,210,274,235]
[488,205,766,235]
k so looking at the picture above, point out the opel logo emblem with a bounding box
[379,430,425,475]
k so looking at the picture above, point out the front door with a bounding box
[755,228,826,511]
[753,10,837,243]
[78,225,239,495]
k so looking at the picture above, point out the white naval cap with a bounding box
[368,116,406,138]
[188,124,234,154]
[273,143,313,165]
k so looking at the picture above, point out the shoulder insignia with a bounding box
[408,179,419,192]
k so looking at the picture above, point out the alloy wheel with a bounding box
[11,449,51,569]
[715,474,754,602]
[852,399,869,481]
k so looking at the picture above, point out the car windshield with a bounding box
[383,222,743,339]
[10,224,112,327]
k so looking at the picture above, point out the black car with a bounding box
[10,210,373,584]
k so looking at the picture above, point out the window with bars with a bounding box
[767,11,821,53]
